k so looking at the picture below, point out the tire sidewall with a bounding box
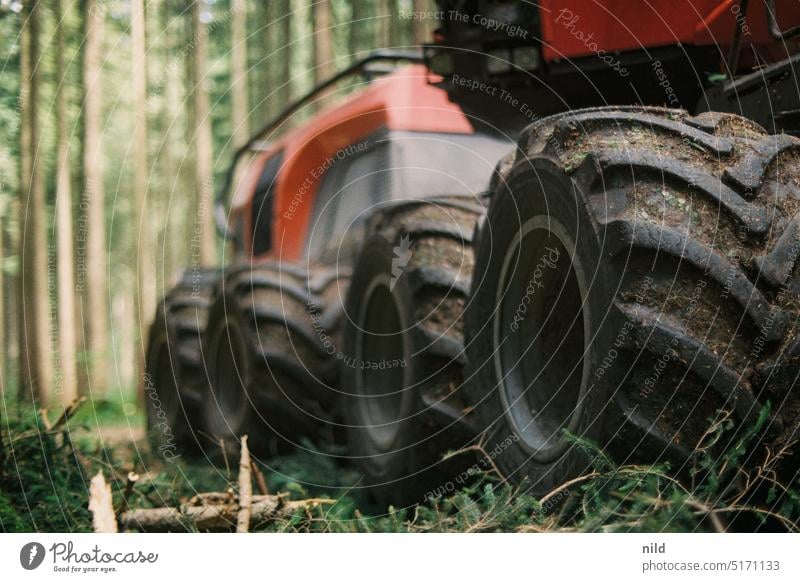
[144,310,185,450]
[202,296,255,442]
[342,234,433,492]
[467,157,618,495]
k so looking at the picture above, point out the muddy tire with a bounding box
[202,262,348,455]
[144,269,219,455]
[467,107,800,494]
[341,196,486,504]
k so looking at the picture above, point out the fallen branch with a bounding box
[106,434,333,532]
[119,495,333,532]
[51,397,88,430]
[11,397,87,445]
[89,471,118,533]
[236,436,251,533]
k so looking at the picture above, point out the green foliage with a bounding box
[2,398,798,533]
[0,407,93,532]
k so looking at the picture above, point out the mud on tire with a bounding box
[202,262,348,455]
[467,107,800,494]
[341,196,487,504]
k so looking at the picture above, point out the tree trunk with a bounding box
[18,0,53,405]
[311,0,334,84]
[279,0,292,109]
[0,202,5,398]
[349,0,368,59]
[55,0,78,405]
[162,0,186,277]
[412,0,434,46]
[389,0,402,47]
[17,0,31,405]
[131,0,155,399]
[231,0,249,148]
[375,0,390,49]
[82,0,110,396]
[192,0,215,267]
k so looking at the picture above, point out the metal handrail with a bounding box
[764,0,800,41]
[726,0,800,76]
[214,49,424,237]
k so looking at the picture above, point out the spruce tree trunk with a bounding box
[19,0,53,405]
[162,0,185,278]
[17,0,32,404]
[389,0,402,47]
[311,0,334,84]
[279,0,292,109]
[55,0,79,405]
[412,0,433,45]
[0,201,4,398]
[375,0,390,49]
[131,0,155,399]
[192,0,215,267]
[82,0,110,396]
[231,0,249,147]
[349,0,371,59]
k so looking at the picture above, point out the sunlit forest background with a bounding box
[0,0,435,410]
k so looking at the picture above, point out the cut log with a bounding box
[119,495,333,532]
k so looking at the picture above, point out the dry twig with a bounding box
[236,436,252,533]
[251,460,269,495]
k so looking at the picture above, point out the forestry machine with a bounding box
[147,1,800,504]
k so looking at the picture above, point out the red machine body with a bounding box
[228,65,488,263]
[539,0,799,65]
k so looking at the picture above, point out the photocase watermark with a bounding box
[593,276,654,385]
[509,246,561,333]
[424,434,520,502]
[446,75,570,167]
[554,9,629,77]
[190,175,212,298]
[731,2,752,37]
[308,300,407,370]
[143,372,180,463]
[749,233,800,362]
[75,193,91,293]
[338,353,406,370]
[283,142,368,221]
[20,540,158,574]
[639,277,708,401]
[47,240,64,396]
[399,9,529,40]
[390,234,413,291]
[20,542,46,571]
[651,60,680,107]
[452,74,539,123]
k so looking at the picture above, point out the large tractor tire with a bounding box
[202,262,347,455]
[341,196,486,504]
[144,269,219,455]
[467,106,800,495]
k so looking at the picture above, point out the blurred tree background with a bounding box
[0,0,435,410]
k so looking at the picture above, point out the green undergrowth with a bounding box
[1,401,798,532]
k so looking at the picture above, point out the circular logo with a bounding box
[19,542,46,570]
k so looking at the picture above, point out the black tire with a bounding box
[202,262,348,455]
[341,196,486,504]
[144,269,219,455]
[467,107,800,495]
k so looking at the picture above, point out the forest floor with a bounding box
[1,396,799,533]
